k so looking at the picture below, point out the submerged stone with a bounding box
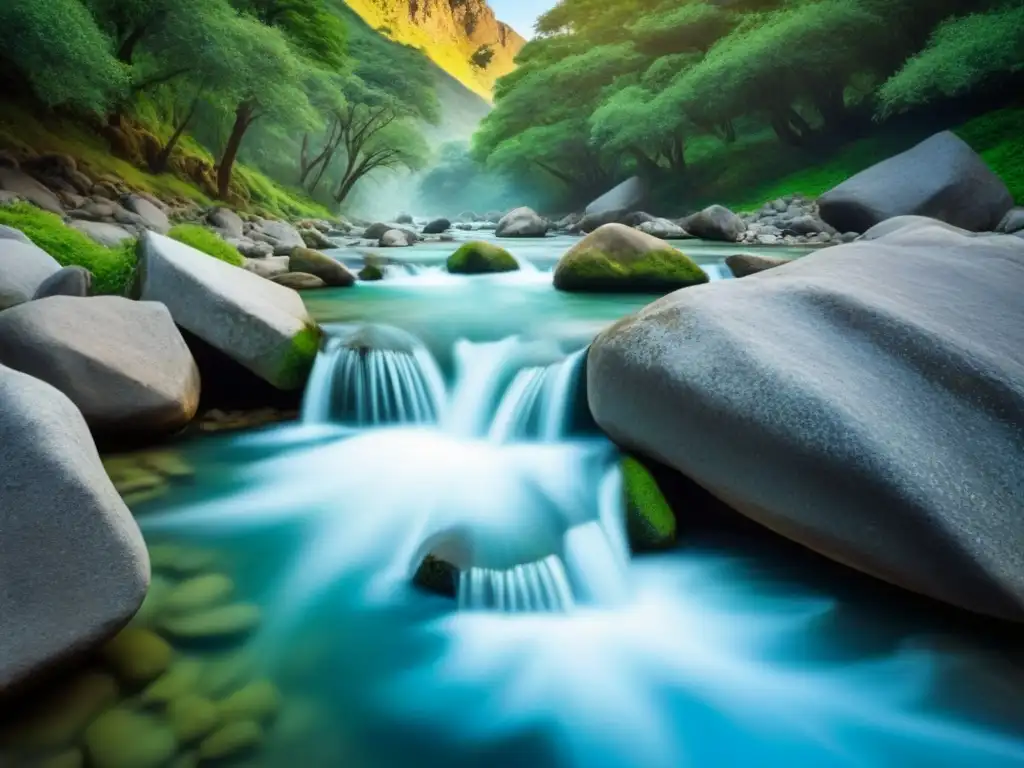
[198,720,263,760]
[167,694,221,742]
[101,627,174,686]
[163,574,235,614]
[142,659,205,705]
[84,709,178,768]
[159,604,262,641]
[219,680,281,724]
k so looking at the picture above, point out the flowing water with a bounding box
[126,232,1024,767]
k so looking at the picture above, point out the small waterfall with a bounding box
[302,327,446,426]
[457,556,575,613]
[488,350,586,443]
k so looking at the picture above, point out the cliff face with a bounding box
[343,0,526,100]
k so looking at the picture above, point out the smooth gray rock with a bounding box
[70,220,135,248]
[299,227,334,250]
[208,207,244,238]
[0,167,63,213]
[588,222,1024,621]
[637,218,690,240]
[380,229,412,248]
[818,131,1013,233]
[858,215,978,243]
[0,238,62,310]
[496,207,549,238]
[231,238,274,260]
[0,224,32,244]
[585,176,646,216]
[725,253,792,277]
[136,232,319,390]
[998,207,1024,235]
[256,219,304,250]
[683,205,745,242]
[123,194,170,234]
[243,256,290,280]
[272,272,327,290]
[0,297,200,435]
[289,248,355,286]
[0,364,149,691]
[362,223,393,241]
[423,218,451,235]
[33,266,93,299]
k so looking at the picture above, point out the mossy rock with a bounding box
[167,695,221,742]
[554,223,708,293]
[84,709,178,768]
[622,456,677,552]
[218,680,281,724]
[101,628,174,686]
[413,555,457,598]
[142,659,205,706]
[198,720,263,761]
[0,672,118,750]
[158,604,262,641]
[446,241,519,274]
[163,574,235,615]
[359,263,384,281]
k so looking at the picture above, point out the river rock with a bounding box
[588,222,1024,621]
[725,253,792,278]
[208,207,244,238]
[219,680,281,723]
[272,272,327,290]
[167,695,220,742]
[998,207,1024,234]
[289,248,355,287]
[101,628,173,686]
[0,237,62,309]
[198,721,262,761]
[423,218,451,235]
[585,176,646,216]
[137,232,320,390]
[84,709,177,768]
[299,227,334,250]
[0,167,63,213]
[243,256,290,280]
[554,224,708,293]
[362,222,393,240]
[164,574,234,614]
[447,241,518,274]
[579,209,627,233]
[0,296,200,436]
[0,223,33,243]
[380,229,411,247]
[232,238,274,259]
[70,220,135,248]
[359,263,385,281]
[395,212,413,224]
[33,266,93,299]
[255,219,305,250]
[682,205,746,242]
[818,131,1013,234]
[0,365,149,691]
[496,207,548,238]
[159,603,262,640]
[637,218,690,240]
[123,194,170,234]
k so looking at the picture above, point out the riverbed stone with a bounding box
[33,266,93,299]
[359,262,385,281]
[272,271,327,290]
[682,205,746,242]
[159,604,262,641]
[70,220,135,248]
[496,207,548,238]
[84,709,177,768]
[243,255,290,280]
[423,217,451,234]
[219,680,281,723]
[123,194,170,234]
[0,365,149,691]
[0,167,63,213]
[637,218,690,240]
[167,695,221,742]
[447,241,518,274]
[379,229,415,247]
[818,131,1013,233]
[198,720,262,761]
[208,207,244,238]
[0,237,62,310]
[164,574,235,614]
[0,223,33,243]
[588,222,1024,621]
[289,248,355,286]
[137,232,320,390]
[101,628,174,686]
[997,207,1024,234]
[142,660,205,705]
[554,224,707,293]
[725,253,792,278]
[0,296,200,436]
[255,219,305,250]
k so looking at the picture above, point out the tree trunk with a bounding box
[218,101,256,200]
[150,97,200,174]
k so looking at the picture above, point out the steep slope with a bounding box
[342,0,526,100]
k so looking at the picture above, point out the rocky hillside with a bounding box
[341,0,526,100]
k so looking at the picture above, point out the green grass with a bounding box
[168,224,244,267]
[622,456,676,552]
[0,202,137,294]
[691,108,1024,212]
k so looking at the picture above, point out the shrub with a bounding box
[167,224,244,267]
[0,202,136,294]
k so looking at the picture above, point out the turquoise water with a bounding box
[129,234,1024,767]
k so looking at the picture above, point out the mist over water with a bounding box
[133,235,1024,768]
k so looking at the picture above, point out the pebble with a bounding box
[167,695,221,742]
[219,680,281,724]
[101,628,173,686]
[84,709,177,768]
[163,574,234,614]
[198,720,263,761]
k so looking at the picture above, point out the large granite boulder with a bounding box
[0,297,200,436]
[0,167,63,213]
[683,205,746,242]
[136,233,320,390]
[33,265,93,299]
[585,176,646,216]
[0,364,149,691]
[818,131,1013,234]
[496,207,549,238]
[0,237,62,310]
[289,248,355,287]
[588,222,1024,621]
[554,224,708,293]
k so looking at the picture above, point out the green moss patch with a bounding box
[622,456,677,552]
[0,202,136,294]
[276,324,322,391]
[447,241,519,274]
[556,248,708,294]
[168,225,244,267]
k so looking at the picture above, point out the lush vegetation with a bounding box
[0,0,448,214]
[475,0,1024,210]
[167,225,245,266]
[0,202,137,294]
